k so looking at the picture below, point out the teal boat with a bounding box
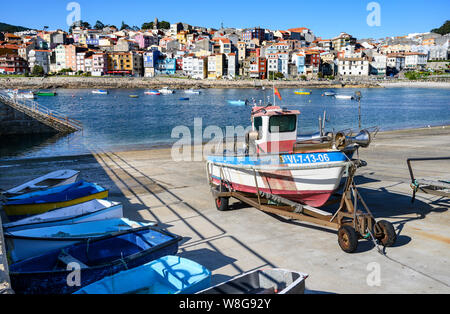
[74,256,211,294]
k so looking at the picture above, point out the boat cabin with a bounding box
[250,106,300,154]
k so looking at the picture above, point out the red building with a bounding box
[305,51,321,74]
[176,57,183,71]
[0,55,28,74]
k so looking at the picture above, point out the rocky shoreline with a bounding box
[1,76,449,90]
[0,76,382,89]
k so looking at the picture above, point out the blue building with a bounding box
[143,49,161,68]
[293,53,306,75]
[156,58,177,75]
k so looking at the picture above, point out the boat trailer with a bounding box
[208,160,397,253]
[407,157,450,203]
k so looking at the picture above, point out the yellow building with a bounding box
[176,31,189,44]
[107,52,134,74]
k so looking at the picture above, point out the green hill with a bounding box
[0,22,30,33]
[431,20,450,35]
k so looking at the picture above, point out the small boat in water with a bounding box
[145,90,161,95]
[159,87,175,94]
[334,95,354,100]
[9,226,182,294]
[7,90,35,100]
[185,89,201,94]
[74,256,211,294]
[3,181,109,219]
[5,218,154,262]
[179,97,190,101]
[2,170,80,197]
[129,95,139,98]
[2,199,124,232]
[294,90,311,95]
[92,89,108,95]
[324,90,336,97]
[197,268,307,294]
[35,91,57,96]
[227,100,248,106]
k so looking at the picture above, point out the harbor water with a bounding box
[1,87,449,160]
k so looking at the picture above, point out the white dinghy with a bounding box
[3,170,80,197]
[3,199,123,232]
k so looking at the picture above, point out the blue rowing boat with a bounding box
[3,181,109,219]
[9,226,182,294]
[74,256,211,294]
[5,218,154,262]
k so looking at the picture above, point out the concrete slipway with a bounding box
[0,126,449,294]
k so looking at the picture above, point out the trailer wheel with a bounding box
[375,220,396,247]
[215,197,229,211]
[338,226,358,253]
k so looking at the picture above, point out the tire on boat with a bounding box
[338,225,359,253]
[374,220,396,247]
[214,184,230,211]
[215,197,229,211]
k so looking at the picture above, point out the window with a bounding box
[253,116,263,132]
[269,115,297,133]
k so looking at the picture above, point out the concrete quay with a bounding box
[0,126,449,294]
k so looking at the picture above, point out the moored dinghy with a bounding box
[74,256,211,294]
[9,226,182,294]
[2,170,80,197]
[3,181,109,219]
[3,199,124,232]
[5,218,154,262]
[227,100,248,106]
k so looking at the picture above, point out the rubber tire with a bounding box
[215,197,229,212]
[338,225,359,253]
[375,220,397,247]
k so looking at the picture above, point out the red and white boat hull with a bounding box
[207,152,349,208]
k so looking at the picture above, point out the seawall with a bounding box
[0,101,57,136]
[0,76,383,90]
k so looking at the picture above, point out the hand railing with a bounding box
[0,92,82,131]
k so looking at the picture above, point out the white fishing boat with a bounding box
[185,89,201,94]
[7,90,35,100]
[92,89,108,95]
[2,199,124,232]
[3,170,80,197]
[207,105,370,208]
[334,95,354,100]
[159,87,175,94]
[5,218,154,262]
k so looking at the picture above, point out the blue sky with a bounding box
[1,0,448,39]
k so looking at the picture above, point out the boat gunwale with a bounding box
[2,201,122,231]
[9,226,182,275]
[3,217,138,242]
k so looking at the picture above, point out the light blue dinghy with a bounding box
[5,218,153,262]
[3,199,124,232]
[74,255,211,294]
[227,100,248,106]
